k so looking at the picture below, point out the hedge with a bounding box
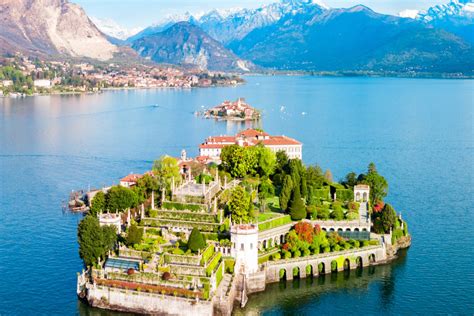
[312,187,330,200]
[162,201,207,212]
[155,210,218,223]
[215,261,224,288]
[200,245,215,265]
[224,258,235,274]
[205,252,222,277]
[336,189,353,202]
[258,215,292,231]
[141,218,220,232]
[392,228,404,244]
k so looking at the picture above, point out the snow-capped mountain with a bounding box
[91,17,143,40]
[127,0,328,44]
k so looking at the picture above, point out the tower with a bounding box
[230,224,259,275]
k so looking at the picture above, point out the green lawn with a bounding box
[257,212,280,222]
[265,196,282,213]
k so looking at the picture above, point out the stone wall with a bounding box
[87,285,213,315]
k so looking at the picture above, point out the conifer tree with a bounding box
[289,185,306,220]
[188,228,206,253]
[279,175,293,211]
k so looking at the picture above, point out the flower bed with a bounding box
[95,278,204,299]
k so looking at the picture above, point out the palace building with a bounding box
[199,128,302,160]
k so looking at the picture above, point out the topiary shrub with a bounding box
[306,205,317,219]
[272,253,281,261]
[331,208,344,221]
[187,228,206,253]
[346,212,359,220]
[289,186,306,220]
[317,207,330,220]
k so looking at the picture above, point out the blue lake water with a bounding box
[0,76,473,315]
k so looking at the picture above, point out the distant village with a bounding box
[200,98,261,121]
[0,54,243,97]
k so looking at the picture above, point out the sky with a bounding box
[74,0,450,28]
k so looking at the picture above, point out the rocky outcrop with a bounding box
[0,0,117,60]
[386,235,412,259]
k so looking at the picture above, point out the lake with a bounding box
[0,76,473,315]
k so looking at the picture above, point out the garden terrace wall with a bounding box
[258,215,292,231]
[106,272,193,288]
[162,201,208,212]
[165,253,202,266]
[154,210,218,223]
[170,264,206,277]
[141,218,220,232]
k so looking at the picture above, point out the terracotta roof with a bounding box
[261,136,301,146]
[199,143,226,149]
[237,128,269,138]
[207,136,236,143]
[120,174,143,183]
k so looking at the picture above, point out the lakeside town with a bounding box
[0,54,243,97]
[74,128,411,315]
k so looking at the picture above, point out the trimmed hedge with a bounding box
[336,189,353,202]
[224,258,235,274]
[141,218,220,232]
[392,228,404,244]
[162,201,207,212]
[205,252,222,277]
[312,187,330,200]
[155,210,218,223]
[215,261,224,288]
[258,215,292,231]
[200,245,215,265]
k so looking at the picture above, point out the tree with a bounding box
[324,169,333,183]
[306,165,325,189]
[259,178,275,199]
[188,228,206,252]
[343,172,358,187]
[380,203,397,233]
[331,208,344,220]
[136,174,159,197]
[289,185,306,220]
[257,146,276,177]
[153,155,181,188]
[363,162,388,203]
[126,224,144,247]
[279,175,293,211]
[78,216,117,267]
[106,186,138,212]
[90,191,105,216]
[228,186,252,223]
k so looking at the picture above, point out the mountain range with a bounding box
[0,0,473,76]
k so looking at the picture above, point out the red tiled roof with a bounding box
[207,136,236,143]
[261,136,301,146]
[199,143,226,149]
[120,174,143,183]
[237,128,269,138]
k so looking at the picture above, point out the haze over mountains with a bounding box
[1,0,473,75]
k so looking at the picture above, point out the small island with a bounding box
[76,128,411,315]
[199,98,261,121]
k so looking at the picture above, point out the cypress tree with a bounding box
[188,228,206,253]
[279,175,293,211]
[289,185,306,220]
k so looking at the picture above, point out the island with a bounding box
[76,128,411,315]
[199,98,261,121]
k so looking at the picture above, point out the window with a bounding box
[250,243,253,250]
[241,243,244,250]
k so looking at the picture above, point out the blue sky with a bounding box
[74,0,449,28]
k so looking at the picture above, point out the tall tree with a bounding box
[90,191,105,216]
[136,174,159,197]
[106,186,138,212]
[228,186,253,223]
[78,216,117,267]
[363,162,388,203]
[279,175,294,211]
[257,146,276,177]
[126,224,144,247]
[343,172,358,188]
[289,185,306,220]
[152,155,181,188]
[324,169,333,183]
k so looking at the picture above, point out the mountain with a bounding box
[227,5,473,74]
[126,0,328,44]
[90,17,143,41]
[130,22,255,72]
[0,0,118,60]
[415,0,474,45]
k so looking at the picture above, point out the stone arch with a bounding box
[363,192,368,202]
[322,228,327,232]
[305,264,313,277]
[280,235,284,244]
[292,266,300,279]
[331,260,338,272]
[318,262,325,274]
[356,256,363,268]
[344,258,351,270]
[369,253,376,263]
[337,228,343,232]
[263,240,267,249]
[354,228,360,232]
[329,228,335,232]
[279,268,286,280]
[356,192,361,201]
[346,228,351,231]
[362,228,367,232]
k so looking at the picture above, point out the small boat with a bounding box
[152,104,159,108]
[301,112,307,116]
